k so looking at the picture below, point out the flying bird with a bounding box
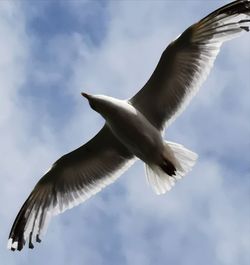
[8,0,250,251]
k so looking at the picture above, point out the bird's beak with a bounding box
[81,92,91,100]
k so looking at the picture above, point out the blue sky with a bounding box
[0,1,249,264]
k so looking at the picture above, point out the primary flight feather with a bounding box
[8,0,250,251]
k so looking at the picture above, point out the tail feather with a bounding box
[145,141,198,195]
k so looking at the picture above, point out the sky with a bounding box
[0,0,249,264]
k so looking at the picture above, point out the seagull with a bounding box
[8,0,250,251]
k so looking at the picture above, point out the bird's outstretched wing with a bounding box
[8,125,135,251]
[131,0,250,130]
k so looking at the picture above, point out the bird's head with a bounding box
[81,92,104,113]
[81,92,115,116]
[81,92,97,110]
[81,92,127,121]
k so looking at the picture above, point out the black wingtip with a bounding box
[29,243,34,249]
[29,232,34,249]
[17,243,23,251]
[36,235,42,243]
[240,26,250,32]
[201,0,250,25]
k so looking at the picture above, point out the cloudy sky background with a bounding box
[0,0,249,264]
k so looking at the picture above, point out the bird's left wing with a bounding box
[8,125,135,251]
[131,0,250,130]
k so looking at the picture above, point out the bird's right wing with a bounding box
[8,125,135,251]
[131,0,250,130]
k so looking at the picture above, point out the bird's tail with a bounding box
[145,141,198,195]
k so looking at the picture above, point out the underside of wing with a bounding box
[131,0,250,130]
[8,125,135,251]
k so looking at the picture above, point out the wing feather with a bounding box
[131,0,250,130]
[8,125,135,251]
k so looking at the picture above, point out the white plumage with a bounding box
[8,0,250,251]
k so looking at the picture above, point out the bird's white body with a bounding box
[8,0,250,251]
[95,96,164,164]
